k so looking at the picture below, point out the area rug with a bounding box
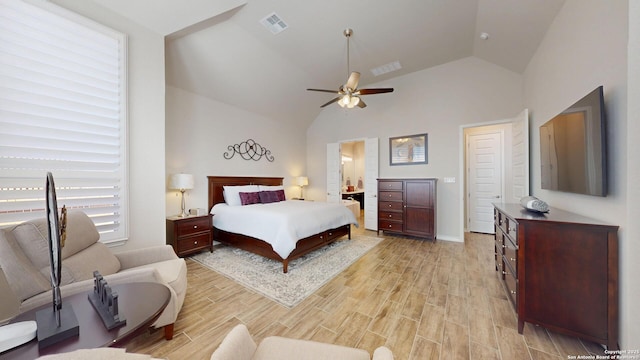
[191,235,382,308]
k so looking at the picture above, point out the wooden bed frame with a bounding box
[207,176,351,273]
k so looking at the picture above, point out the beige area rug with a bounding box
[191,235,382,308]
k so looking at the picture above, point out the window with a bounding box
[0,0,128,243]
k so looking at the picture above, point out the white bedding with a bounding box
[211,200,359,259]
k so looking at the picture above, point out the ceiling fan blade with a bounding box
[357,88,394,95]
[307,88,339,94]
[357,98,367,108]
[320,97,341,108]
[346,72,360,90]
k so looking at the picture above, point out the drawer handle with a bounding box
[510,257,516,262]
[502,245,506,249]
[388,215,392,218]
[509,227,515,231]
[388,225,392,228]
[328,232,333,236]
[193,225,198,229]
[499,220,503,225]
[510,290,516,295]
[320,235,323,239]
[388,204,392,207]
[502,271,507,275]
[194,241,198,245]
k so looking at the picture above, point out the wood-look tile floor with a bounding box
[126,219,608,359]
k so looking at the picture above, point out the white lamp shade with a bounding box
[297,176,309,187]
[169,173,194,190]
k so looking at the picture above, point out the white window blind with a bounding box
[0,0,128,243]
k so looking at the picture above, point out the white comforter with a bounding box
[211,200,358,259]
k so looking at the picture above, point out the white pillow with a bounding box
[223,185,259,206]
[257,185,284,192]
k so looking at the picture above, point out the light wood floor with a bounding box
[126,222,607,359]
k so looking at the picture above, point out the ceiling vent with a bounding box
[371,61,402,76]
[260,12,288,35]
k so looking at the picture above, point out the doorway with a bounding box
[460,109,529,237]
[327,138,379,231]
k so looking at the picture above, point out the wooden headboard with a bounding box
[207,176,284,211]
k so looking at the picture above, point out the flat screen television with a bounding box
[539,86,607,196]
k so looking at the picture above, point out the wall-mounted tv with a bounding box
[539,86,607,196]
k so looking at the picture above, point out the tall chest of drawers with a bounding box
[493,203,619,350]
[377,178,437,239]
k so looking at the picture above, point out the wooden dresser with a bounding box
[493,203,619,350]
[377,178,437,239]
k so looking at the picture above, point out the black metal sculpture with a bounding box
[88,271,126,330]
[35,172,79,349]
[223,139,274,162]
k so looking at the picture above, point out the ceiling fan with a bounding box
[307,28,394,109]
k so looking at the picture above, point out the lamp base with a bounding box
[35,302,79,349]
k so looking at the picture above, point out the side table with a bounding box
[2,282,170,360]
[166,214,213,257]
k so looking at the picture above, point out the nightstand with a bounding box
[166,214,213,257]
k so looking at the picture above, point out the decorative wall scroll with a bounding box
[224,139,274,162]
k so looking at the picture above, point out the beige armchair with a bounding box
[211,324,394,360]
[0,211,187,340]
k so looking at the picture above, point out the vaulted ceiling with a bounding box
[90,0,565,126]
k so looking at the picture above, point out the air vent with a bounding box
[260,12,288,35]
[371,61,402,76]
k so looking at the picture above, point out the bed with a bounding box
[207,176,357,273]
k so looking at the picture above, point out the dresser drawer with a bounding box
[503,263,518,308]
[177,233,211,253]
[379,220,403,232]
[176,216,211,236]
[379,191,402,202]
[379,211,403,221]
[495,235,505,257]
[378,181,403,191]
[379,201,403,211]
[504,218,518,244]
[504,238,517,277]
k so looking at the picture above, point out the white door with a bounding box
[467,132,503,233]
[326,143,341,203]
[509,109,530,201]
[364,138,379,230]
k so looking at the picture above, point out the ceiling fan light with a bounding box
[346,96,360,108]
[340,94,351,106]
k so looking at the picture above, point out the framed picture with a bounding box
[389,133,428,165]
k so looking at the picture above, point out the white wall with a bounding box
[52,0,167,252]
[523,0,633,348]
[625,0,640,348]
[307,57,523,241]
[165,86,307,214]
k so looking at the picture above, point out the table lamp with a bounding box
[170,174,194,217]
[297,176,308,200]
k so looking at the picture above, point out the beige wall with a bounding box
[52,0,167,252]
[165,86,308,213]
[306,57,524,242]
[625,0,639,348]
[523,0,634,348]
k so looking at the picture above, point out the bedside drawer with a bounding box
[176,217,211,236]
[379,201,403,211]
[178,233,211,253]
[379,211,403,221]
[379,191,402,202]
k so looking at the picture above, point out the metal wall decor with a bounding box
[224,139,274,162]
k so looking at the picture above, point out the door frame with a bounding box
[458,119,513,240]
[465,129,505,233]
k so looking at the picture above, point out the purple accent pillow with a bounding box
[239,191,260,205]
[259,190,285,203]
